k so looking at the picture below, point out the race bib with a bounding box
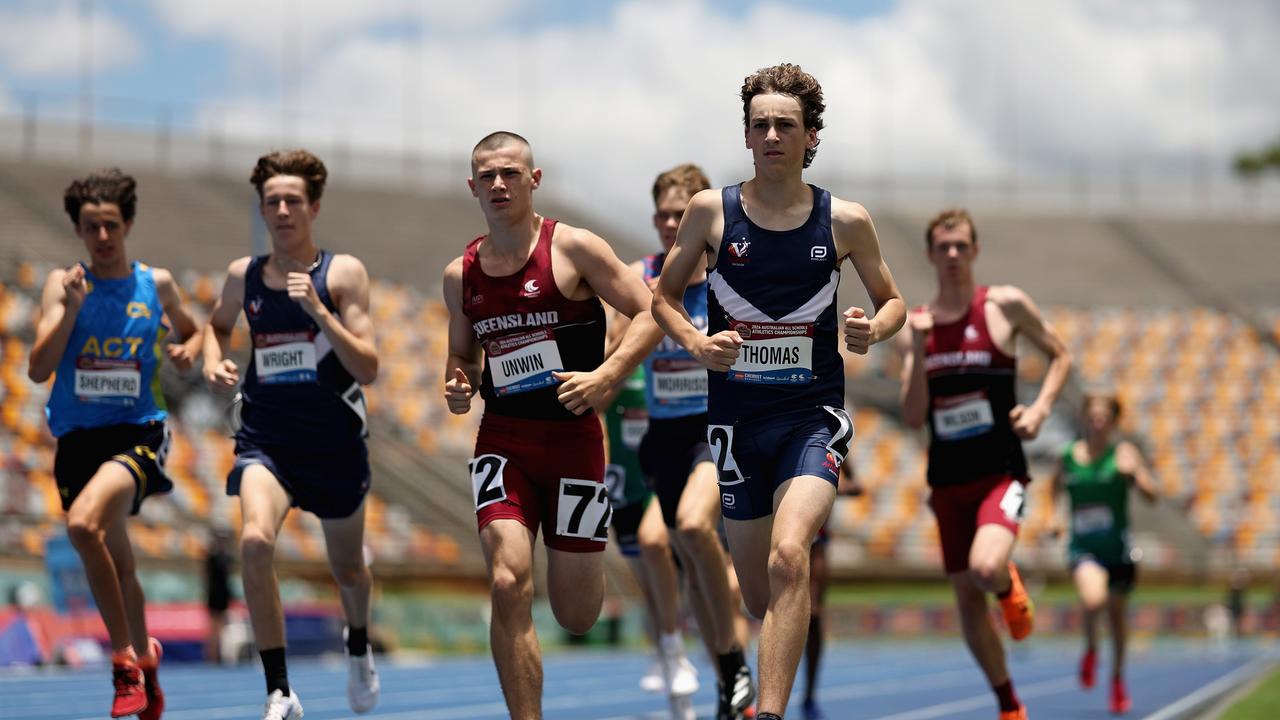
[556,477,611,541]
[488,328,564,396]
[254,331,318,384]
[932,392,995,440]
[652,358,708,400]
[1073,504,1114,535]
[727,320,814,385]
[75,357,141,402]
[620,408,648,451]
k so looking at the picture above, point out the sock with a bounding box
[659,631,683,658]
[716,646,746,682]
[758,714,783,720]
[111,646,137,666]
[993,681,1020,712]
[260,647,290,697]
[347,626,369,657]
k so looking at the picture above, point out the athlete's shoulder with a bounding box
[986,284,1036,312]
[688,187,723,213]
[225,255,253,279]
[830,197,871,227]
[327,253,369,282]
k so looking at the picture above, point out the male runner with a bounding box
[30,168,203,718]
[653,64,906,720]
[897,208,1072,720]
[442,131,663,719]
[633,163,755,718]
[204,149,380,719]
[1048,393,1157,715]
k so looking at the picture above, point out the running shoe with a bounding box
[111,656,147,718]
[1079,646,1097,689]
[138,637,164,720]
[1109,677,1131,715]
[344,628,379,713]
[640,654,665,693]
[716,663,756,720]
[262,689,304,720]
[999,562,1035,641]
[802,698,827,719]
[998,705,1027,720]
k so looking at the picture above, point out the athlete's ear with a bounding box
[806,127,818,149]
[309,199,321,219]
[467,177,477,197]
[530,167,542,190]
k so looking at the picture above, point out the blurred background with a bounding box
[0,0,1277,678]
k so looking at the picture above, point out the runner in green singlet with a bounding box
[1048,393,1158,715]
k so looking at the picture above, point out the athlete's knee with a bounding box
[239,525,277,567]
[967,558,1004,592]
[552,599,601,636]
[65,514,105,551]
[768,539,810,590]
[489,563,533,614]
[329,558,370,589]
[638,534,669,565]
[1081,591,1108,613]
[674,519,715,551]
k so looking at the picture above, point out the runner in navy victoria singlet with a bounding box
[923,285,1026,487]
[238,251,367,446]
[708,184,853,520]
[464,218,606,421]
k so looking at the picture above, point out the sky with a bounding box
[0,0,1277,225]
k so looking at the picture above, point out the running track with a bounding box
[4,640,1272,720]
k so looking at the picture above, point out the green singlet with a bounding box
[604,366,652,508]
[1063,442,1132,566]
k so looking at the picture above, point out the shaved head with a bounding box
[471,131,535,173]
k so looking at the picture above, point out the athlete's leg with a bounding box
[670,461,740,655]
[1106,589,1129,679]
[547,547,606,635]
[65,462,138,653]
[636,499,680,635]
[967,524,1016,594]
[103,521,152,660]
[724,548,752,650]
[1073,560,1109,653]
[320,501,373,631]
[752,475,834,717]
[950,571,1010,687]
[481,518,542,720]
[804,539,828,706]
[237,465,294,653]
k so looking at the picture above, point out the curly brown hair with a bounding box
[924,208,978,249]
[740,63,825,168]
[651,163,711,205]
[250,149,328,202]
[63,168,138,225]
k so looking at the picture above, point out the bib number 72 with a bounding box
[557,478,611,542]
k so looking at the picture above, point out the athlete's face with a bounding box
[652,187,692,251]
[469,145,541,220]
[75,202,131,268]
[928,223,978,278]
[260,175,319,249]
[1084,397,1117,436]
[744,94,816,171]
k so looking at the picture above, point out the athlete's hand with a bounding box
[205,358,240,394]
[62,264,87,311]
[1009,403,1047,440]
[695,330,743,372]
[553,370,611,415]
[844,307,873,354]
[445,368,474,415]
[165,343,196,373]
[908,307,933,347]
[837,463,864,497]
[644,275,660,292]
[287,272,325,319]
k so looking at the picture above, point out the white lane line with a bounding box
[1137,656,1277,720]
[864,676,1077,720]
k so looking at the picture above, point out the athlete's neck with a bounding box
[1084,433,1111,459]
[86,258,130,279]
[934,277,977,315]
[743,174,809,211]
[483,212,542,260]
[270,242,321,274]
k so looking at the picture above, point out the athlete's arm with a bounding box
[203,257,249,394]
[296,254,378,385]
[1117,440,1158,503]
[604,260,646,359]
[442,256,482,415]
[991,285,1073,439]
[653,189,741,371]
[153,267,204,373]
[833,200,906,354]
[897,309,932,430]
[1046,453,1067,537]
[554,228,663,415]
[27,266,85,383]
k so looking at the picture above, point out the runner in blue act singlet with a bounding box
[708,184,853,521]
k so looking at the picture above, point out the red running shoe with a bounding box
[1110,677,1131,715]
[111,657,147,718]
[1079,647,1097,689]
[138,637,165,720]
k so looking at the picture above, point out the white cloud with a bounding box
[0,1,141,77]
[173,0,1279,236]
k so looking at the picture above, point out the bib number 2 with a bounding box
[557,478,611,542]
[469,454,508,511]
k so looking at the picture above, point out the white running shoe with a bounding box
[640,654,665,693]
[346,647,380,713]
[262,689,303,720]
[666,655,700,697]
